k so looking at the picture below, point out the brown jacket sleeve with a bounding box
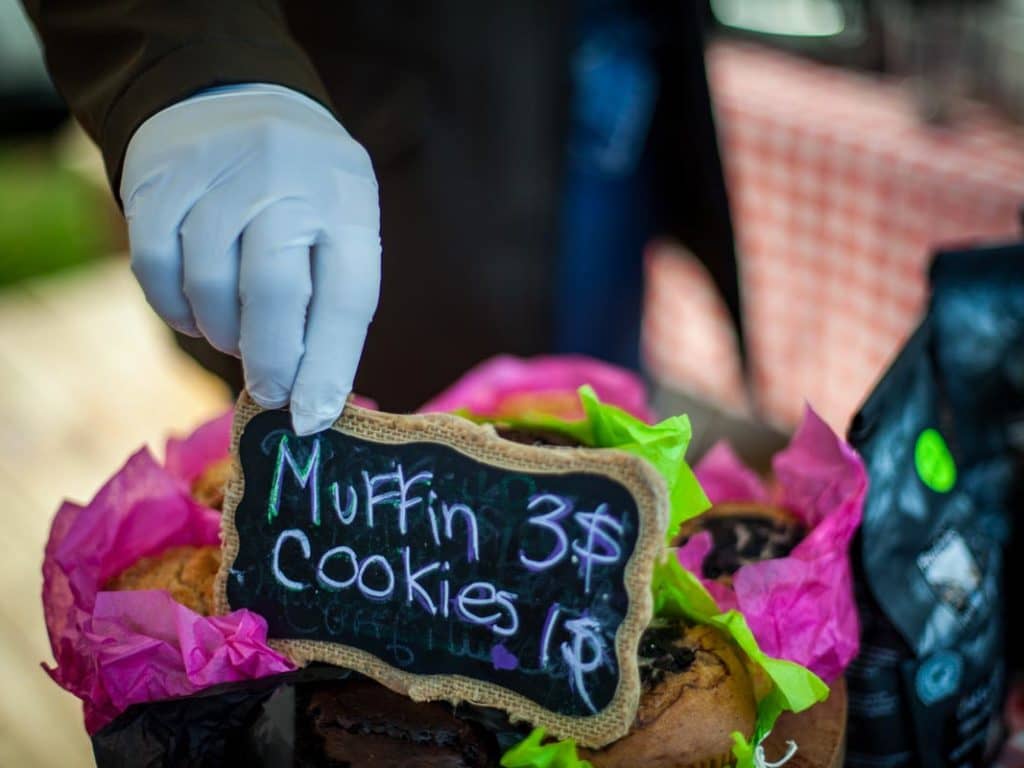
[21,0,332,197]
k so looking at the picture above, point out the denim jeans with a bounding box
[555,4,657,372]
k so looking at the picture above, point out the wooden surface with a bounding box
[0,261,229,767]
[764,677,848,768]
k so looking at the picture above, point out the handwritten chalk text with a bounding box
[262,433,627,713]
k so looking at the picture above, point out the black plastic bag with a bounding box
[846,240,1024,767]
[91,663,526,767]
[92,666,351,768]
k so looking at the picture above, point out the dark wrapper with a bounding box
[846,240,1024,767]
[92,667,350,768]
[91,665,525,767]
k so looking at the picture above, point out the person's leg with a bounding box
[555,153,651,371]
[554,8,656,372]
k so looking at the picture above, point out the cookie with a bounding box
[307,678,499,768]
[105,545,221,615]
[674,502,805,584]
[494,425,585,447]
[582,621,757,768]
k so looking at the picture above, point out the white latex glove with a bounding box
[121,83,381,435]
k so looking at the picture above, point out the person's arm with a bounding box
[23,2,381,436]
[21,0,332,194]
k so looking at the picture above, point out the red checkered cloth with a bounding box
[643,41,1024,433]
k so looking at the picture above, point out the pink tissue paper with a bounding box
[678,406,867,682]
[42,412,293,733]
[164,409,234,486]
[418,354,655,423]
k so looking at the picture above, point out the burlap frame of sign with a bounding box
[214,392,669,748]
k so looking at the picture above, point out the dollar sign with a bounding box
[572,503,624,593]
[560,616,607,714]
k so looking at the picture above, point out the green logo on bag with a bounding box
[915,428,956,493]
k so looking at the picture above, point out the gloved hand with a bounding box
[121,83,380,435]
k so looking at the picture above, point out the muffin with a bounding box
[673,502,805,585]
[104,545,221,615]
[582,620,757,768]
[191,456,233,511]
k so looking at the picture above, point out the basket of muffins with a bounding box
[43,356,864,767]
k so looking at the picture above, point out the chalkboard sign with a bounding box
[216,394,668,747]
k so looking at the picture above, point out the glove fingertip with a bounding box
[249,389,290,411]
[290,397,347,437]
[168,318,202,337]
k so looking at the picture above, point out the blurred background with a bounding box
[1,0,1023,765]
